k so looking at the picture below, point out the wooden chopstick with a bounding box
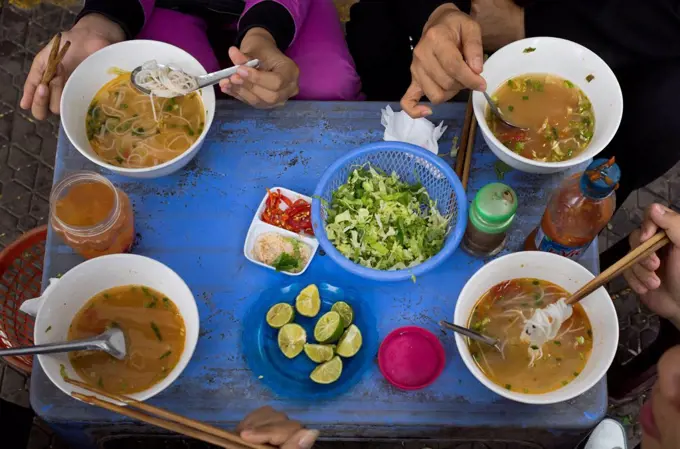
[455,95,474,178]
[461,115,477,191]
[40,33,70,85]
[66,378,274,449]
[565,231,670,305]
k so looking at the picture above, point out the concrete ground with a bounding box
[0,1,678,448]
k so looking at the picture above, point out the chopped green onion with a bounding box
[576,336,585,345]
[553,341,562,346]
[585,74,595,82]
[159,350,172,360]
[505,384,512,390]
[522,95,529,100]
[523,47,536,53]
[45,326,52,333]
[151,322,162,341]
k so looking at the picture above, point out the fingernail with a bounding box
[240,430,254,439]
[422,110,433,117]
[237,68,249,77]
[232,77,243,85]
[299,429,319,449]
[37,85,48,97]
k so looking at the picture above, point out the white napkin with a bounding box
[381,105,447,155]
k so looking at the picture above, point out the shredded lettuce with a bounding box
[325,165,449,271]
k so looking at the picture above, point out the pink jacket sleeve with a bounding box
[242,0,311,44]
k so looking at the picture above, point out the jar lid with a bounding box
[469,183,518,234]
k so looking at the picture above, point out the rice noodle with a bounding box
[520,298,573,365]
[133,60,198,98]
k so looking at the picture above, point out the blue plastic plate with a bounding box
[242,282,378,401]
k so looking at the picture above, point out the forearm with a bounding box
[394,0,470,41]
[238,1,300,51]
[71,13,125,43]
[76,0,153,40]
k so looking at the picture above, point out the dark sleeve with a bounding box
[236,1,295,52]
[394,0,471,41]
[76,0,146,40]
[523,0,680,68]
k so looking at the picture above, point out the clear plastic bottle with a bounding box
[50,171,135,259]
[525,158,620,260]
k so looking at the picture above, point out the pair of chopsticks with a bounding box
[453,95,477,190]
[65,377,274,449]
[565,231,670,305]
[40,33,70,85]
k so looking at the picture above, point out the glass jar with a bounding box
[50,171,135,259]
[461,182,517,257]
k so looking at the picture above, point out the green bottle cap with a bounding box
[469,183,518,234]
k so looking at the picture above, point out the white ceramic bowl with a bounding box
[32,254,199,402]
[61,40,216,178]
[472,37,623,174]
[453,252,618,404]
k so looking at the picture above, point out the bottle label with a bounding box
[534,227,591,260]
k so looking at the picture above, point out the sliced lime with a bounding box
[266,303,295,329]
[331,301,354,328]
[304,344,335,363]
[310,356,343,384]
[277,323,306,359]
[295,284,321,317]
[336,324,363,358]
[314,311,344,343]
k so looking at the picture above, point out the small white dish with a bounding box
[472,37,623,174]
[244,187,318,276]
[26,254,199,402]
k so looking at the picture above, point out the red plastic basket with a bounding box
[0,225,47,374]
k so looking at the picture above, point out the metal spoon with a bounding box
[482,91,528,130]
[0,327,127,360]
[131,59,260,96]
[439,320,503,353]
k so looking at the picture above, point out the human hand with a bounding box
[400,4,486,119]
[20,13,124,120]
[220,28,299,108]
[471,0,525,52]
[624,204,680,329]
[237,406,319,449]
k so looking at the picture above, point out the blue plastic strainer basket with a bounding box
[311,141,467,281]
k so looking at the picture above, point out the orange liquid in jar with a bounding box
[51,179,135,259]
[55,182,116,227]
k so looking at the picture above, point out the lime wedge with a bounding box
[310,356,343,384]
[278,323,306,359]
[331,301,354,328]
[295,284,321,317]
[304,344,335,363]
[314,311,344,343]
[336,324,363,358]
[266,303,295,328]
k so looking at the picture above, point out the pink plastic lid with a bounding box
[378,326,445,390]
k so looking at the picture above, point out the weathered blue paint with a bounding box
[31,101,605,440]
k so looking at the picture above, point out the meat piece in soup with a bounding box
[467,278,593,394]
[86,73,205,168]
[487,74,594,162]
[68,285,185,394]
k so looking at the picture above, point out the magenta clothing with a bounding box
[135,0,361,100]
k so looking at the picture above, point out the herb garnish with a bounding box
[151,322,162,341]
[523,47,536,53]
[159,350,172,360]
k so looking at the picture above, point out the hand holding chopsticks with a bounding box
[65,377,318,449]
[565,230,670,306]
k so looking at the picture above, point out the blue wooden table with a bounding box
[31,101,605,448]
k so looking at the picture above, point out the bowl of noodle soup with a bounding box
[453,251,618,404]
[61,40,215,179]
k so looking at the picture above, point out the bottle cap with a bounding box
[469,183,518,234]
[581,158,621,200]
